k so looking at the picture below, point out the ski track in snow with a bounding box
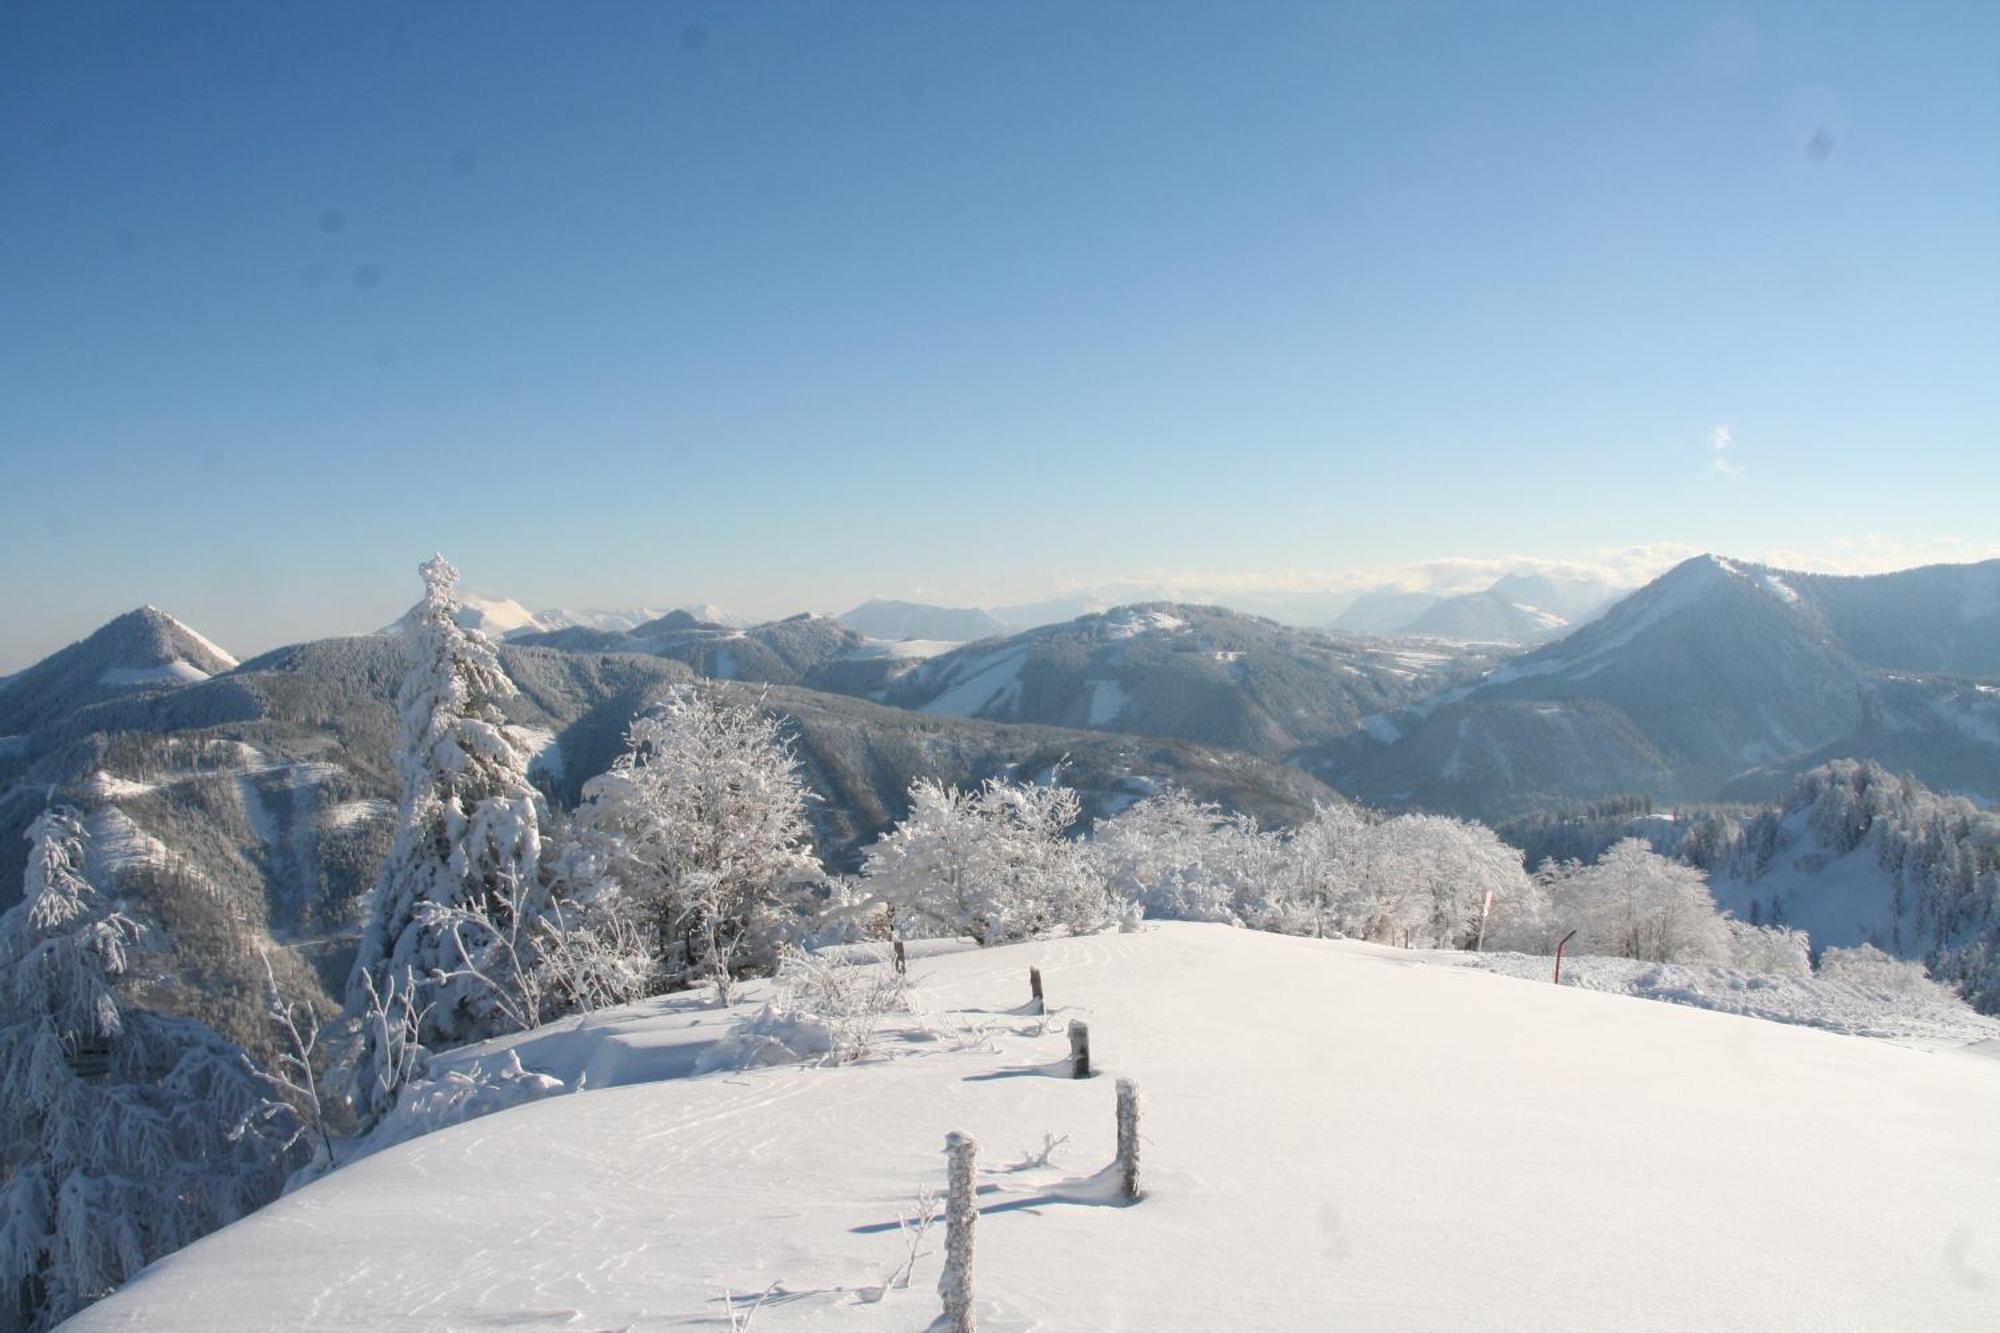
[72,925,2000,1333]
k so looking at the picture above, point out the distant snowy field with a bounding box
[75,925,2000,1331]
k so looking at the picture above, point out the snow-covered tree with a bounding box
[1546,838,1731,964]
[863,775,1109,946]
[1278,802,1374,938]
[1725,920,1812,977]
[1092,788,1266,924]
[348,557,548,1102]
[561,686,823,1001]
[0,810,305,1330]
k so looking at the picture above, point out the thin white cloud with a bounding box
[1706,424,1745,480]
[1758,535,2000,575]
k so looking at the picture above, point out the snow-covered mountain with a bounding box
[836,598,1007,643]
[442,599,748,640]
[0,606,238,736]
[65,925,2000,1332]
[528,606,671,635]
[1322,555,2000,817]
[1400,590,1570,643]
[0,612,1337,1041]
[1329,588,1445,634]
[1332,572,1623,643]
[879,603,1499,757]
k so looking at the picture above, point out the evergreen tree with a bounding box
[0,809,303,1330]
[347,556,547,1102]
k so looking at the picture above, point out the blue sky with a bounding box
[2,2,1995,668]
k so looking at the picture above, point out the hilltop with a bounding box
[68,924,2000,1331]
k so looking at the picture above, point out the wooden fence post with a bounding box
[1028,966,1043,1013]
[939,1131,977,1331]
[1116,1077,1141,1201]
[893,939,907,975]
[1067,1020,1090,1079]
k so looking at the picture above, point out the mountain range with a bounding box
[1315,555,2000,817]
[4,551,1997,1043]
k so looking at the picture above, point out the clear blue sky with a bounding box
[2,2,1995,668]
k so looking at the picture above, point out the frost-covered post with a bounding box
[1116,1077,1141,1201]
[1028,966,1043,1012]
[1067,1019,1090,1078]
[939,1131,977,1332]
[894,939,907,975]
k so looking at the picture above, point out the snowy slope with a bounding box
[76,925,2000,1331]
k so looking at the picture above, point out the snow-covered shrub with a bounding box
[346,1049,566,1166]
[706,944,912,1068]
[1817,943,1957,1002]
[349,555,550,1097]
[863,776,1110,946]
[562,686,824,1001]
[345,963,433,1129]
[414,878,654,1037]
[1726,920,1813,978]
[0,809,307,1329]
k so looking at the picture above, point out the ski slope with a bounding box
[74,925,2000,1331]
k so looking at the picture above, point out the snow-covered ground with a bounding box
[1465,950,2000,1052]
[74,925,2000,1331]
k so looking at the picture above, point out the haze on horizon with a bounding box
[3,2,1996,669]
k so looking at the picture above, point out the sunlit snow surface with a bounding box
[75,925,2000,1331]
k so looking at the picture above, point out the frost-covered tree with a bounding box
[1089,788,1268,924]
[863,776,1109,946]
[0,810,304,1330]
[561,686,822,1001]
[348,557,548,1087]
[1725,919,1812,977]
[1279,802,1374,938]
[1546,838,1731,964]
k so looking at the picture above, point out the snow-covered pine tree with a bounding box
[561,685,823,1002]
[347,556,548,1087]
[0,809,305,1331]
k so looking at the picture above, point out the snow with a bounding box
[1100,608,1187,639]
[849,637,964,660]
[1929,692,2000,746]
[917,645,1029,718]
[323,798,392,831]
[99,659,211,687]
[505,723,566,779]
[82,770,159,799]
[147,607,240,669]
[1519,555,1733,681]
[1084,678,1130,727]
[72,925,2000,1332]
[1762,573,1802,605]
[236,775,278,846]
[81,806,173,878]
[1465,951,2000,1051]
[453,594,545,638]
[1360,712,1402,744]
